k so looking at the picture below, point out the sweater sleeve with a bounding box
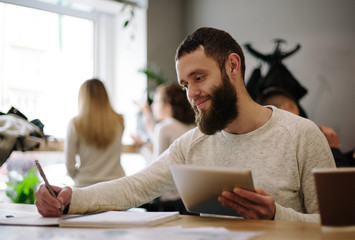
[65,120,78,179]
[275,119,335,222]
[68,143,186,214]
[274,203,320,222]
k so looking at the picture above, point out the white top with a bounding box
[150,118,195,162]
[65,119,125,187]
[152,118,194,201]
[69,107,335,222]
[139,118,194,200]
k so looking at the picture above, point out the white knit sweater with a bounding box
[69,107,335,222]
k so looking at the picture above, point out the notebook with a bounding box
[313,167,355,231]
[169,164,254,217]
[0,210,60,226]
[59,211,180,228]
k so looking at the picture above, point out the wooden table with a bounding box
[163,214,355,239]
[1,203,354,239]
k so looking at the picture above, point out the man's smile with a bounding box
[193,97,210,110]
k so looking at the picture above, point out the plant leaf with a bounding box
[124,20,130,28]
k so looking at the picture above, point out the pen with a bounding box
[35,160,62,213]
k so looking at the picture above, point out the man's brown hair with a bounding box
[175,27,246,79]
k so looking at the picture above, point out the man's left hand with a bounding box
[218,187,276,220]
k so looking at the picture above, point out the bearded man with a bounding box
[35,27,335,222]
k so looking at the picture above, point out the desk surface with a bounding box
[1,203,354,240]
[164,215,355,240]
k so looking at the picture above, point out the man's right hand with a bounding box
[35,184,72,217]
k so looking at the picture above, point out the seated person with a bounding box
[256,87,300,115]
[133,83,195,213]
[258,87,354,167]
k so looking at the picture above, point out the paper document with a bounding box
[0,209,59,226]
[1,210,179,228]
[0,226,263,240]
[59,211,180,228]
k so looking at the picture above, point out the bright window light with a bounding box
[0,2,94,138]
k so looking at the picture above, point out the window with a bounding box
[0,2,94,138]
[0,0,147,143]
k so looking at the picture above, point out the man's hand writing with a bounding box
[35,184,72,217]
[218,187,276,220]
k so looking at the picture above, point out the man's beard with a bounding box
[193,71,238,135]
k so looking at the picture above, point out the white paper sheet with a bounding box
[0,226,263,240]
[0,209,59,226]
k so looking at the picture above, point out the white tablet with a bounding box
[169,164,254,217]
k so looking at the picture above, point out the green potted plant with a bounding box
[6,168,40,204]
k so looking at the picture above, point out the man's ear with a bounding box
[227,53,241,77]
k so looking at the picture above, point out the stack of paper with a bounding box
[59,211,180,228]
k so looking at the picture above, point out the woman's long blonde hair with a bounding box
[73,79,124,149]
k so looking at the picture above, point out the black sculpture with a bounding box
[244,39,308,117]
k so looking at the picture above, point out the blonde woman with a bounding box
[65,79,125,187]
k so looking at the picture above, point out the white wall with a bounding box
[181,0,354,152]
